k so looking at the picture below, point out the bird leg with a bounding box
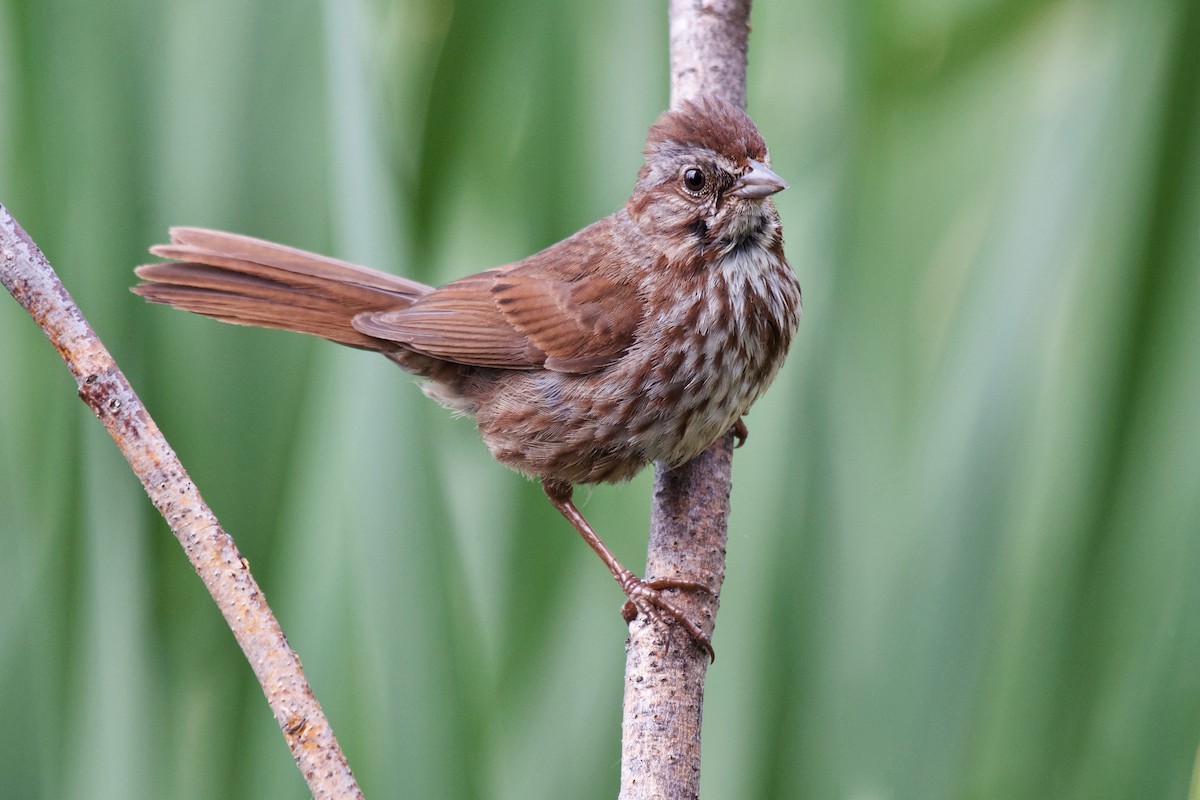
[542,480,716,662]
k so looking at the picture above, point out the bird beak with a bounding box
[731,160,788,198]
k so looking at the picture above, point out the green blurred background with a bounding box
[2,0,1199,797]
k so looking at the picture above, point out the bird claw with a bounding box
[619,577,716,662]
[731,418,749,448]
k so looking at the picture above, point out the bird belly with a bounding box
[461,247,799,486]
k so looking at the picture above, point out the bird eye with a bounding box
[683,168,705,192]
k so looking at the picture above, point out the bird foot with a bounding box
[731,418,749,448]
[619,576,716,662]
[541,481,717,662]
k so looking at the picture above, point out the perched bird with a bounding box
[134,97,801,659]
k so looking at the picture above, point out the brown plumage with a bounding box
[134,97,801,659]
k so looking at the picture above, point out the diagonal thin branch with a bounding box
[0,204,362,800]
[620,1,754,798]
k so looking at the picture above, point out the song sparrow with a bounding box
[134,96,801,660]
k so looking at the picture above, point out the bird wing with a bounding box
[351,262,642,374]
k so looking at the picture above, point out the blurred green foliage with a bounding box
[2,0,1199,797]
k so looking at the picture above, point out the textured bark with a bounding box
[622,433,734,800]
[620,2,754,797]
[668,0,752,109]
[0,204,362,800]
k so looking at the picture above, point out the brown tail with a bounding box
[133,227,432,351]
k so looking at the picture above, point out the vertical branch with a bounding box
[668,0,752,109]
[620,2,753,798]
[0,205,362,800]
